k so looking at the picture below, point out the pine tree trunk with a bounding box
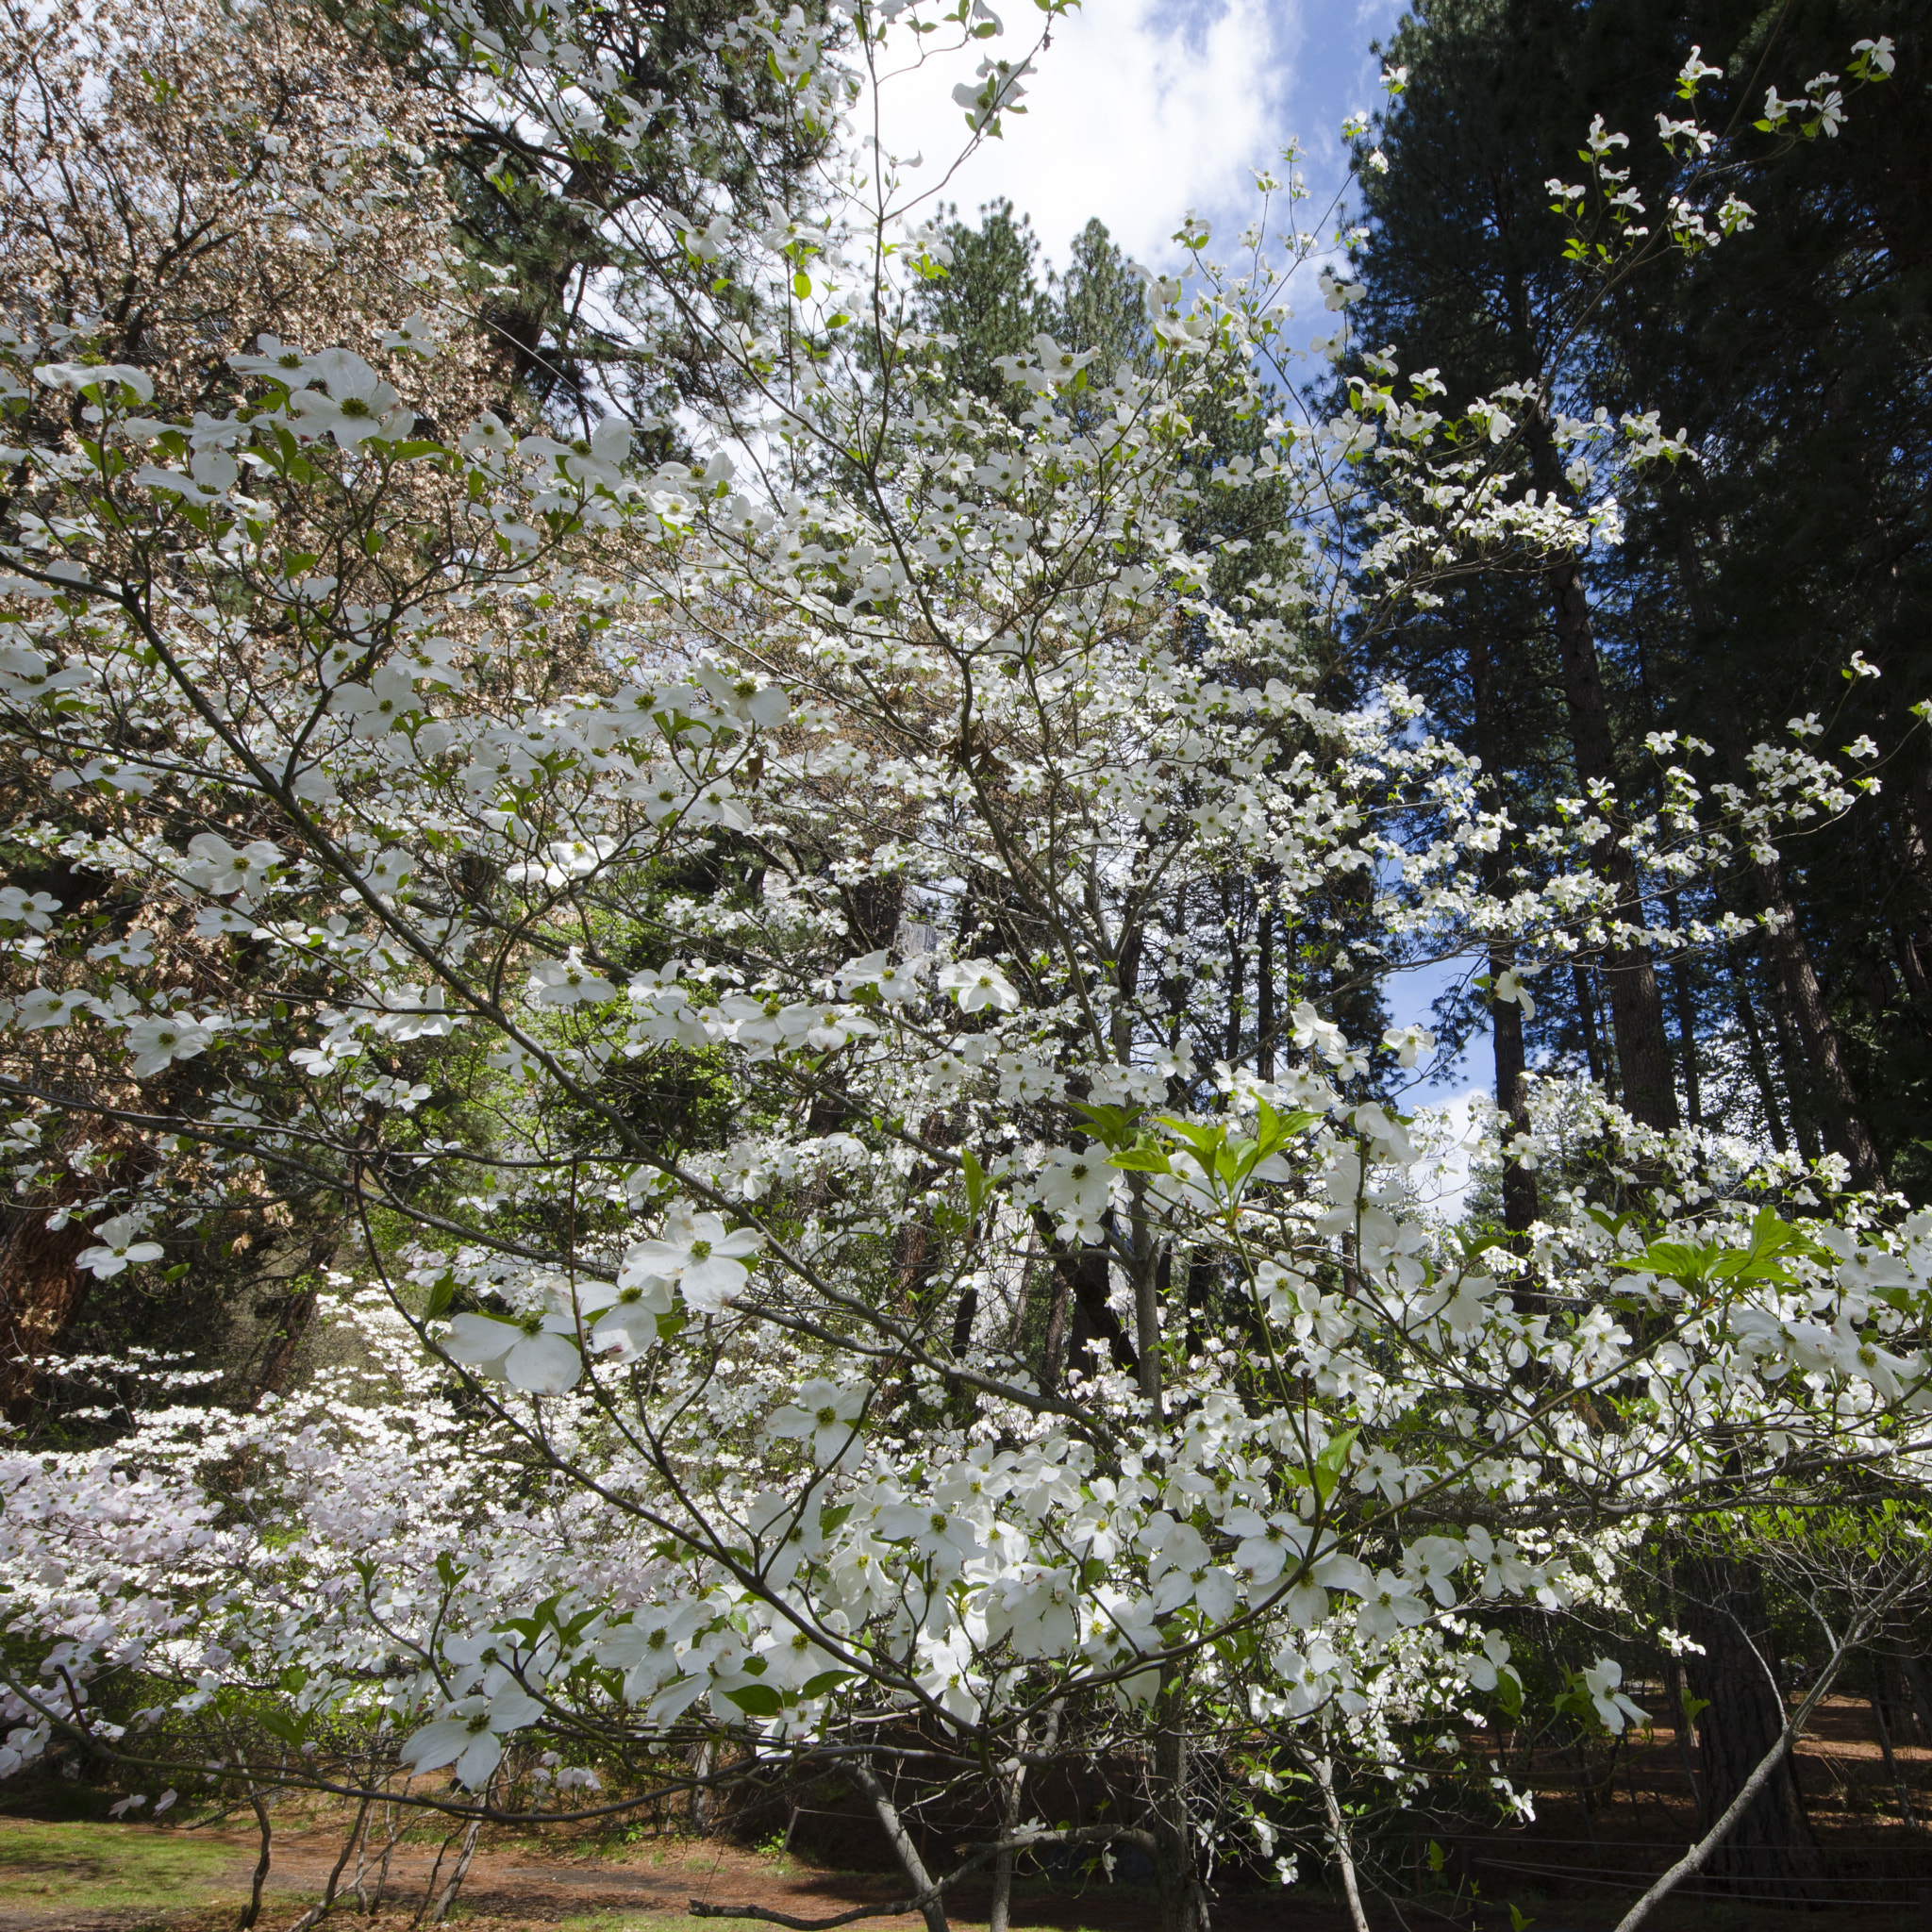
[1470,635,1537,1234]
[1256,890,1275,1082]
[1663,893,1702,1126]
[1727,951,1790,1155]
[1670,506,1880,1186]
[1679,1557,1826,1905]
[1755,869,1882,1187]
[1574,962,1607,1087]
[1707,715,1884,1186]
[1491,941,1538,1238]
[1525,414,1679,1130]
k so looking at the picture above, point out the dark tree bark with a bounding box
[1573,962,1607,1087]
[1898,1646,1932,1747]
[1679,1557,1827,1905]
[1031,1211,1134,1390]
[1470,635,1537,1235]
[0,1134,151,1416]
[1222,878,1244,1069]
[1727,951,1790,1157]
[1716,722,1883,1189]
[1756,975,1821,1164]
[1490,942,1538,1238]
[1662,894,1703,1127]
[1150,1676,1209,1932]
[252,1227,342,1399]
[1037,1257,1070,1398]
[1525,411,1679,1131]
[1669,510,1880,1186]
[842,874,903,953]
[1257,888,1275,1082]
[0,1205,97,1417]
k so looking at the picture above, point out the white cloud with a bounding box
[1409,1084,1490,1224]
[874,0,1306,270]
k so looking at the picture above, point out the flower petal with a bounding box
[505,1332,581,1393]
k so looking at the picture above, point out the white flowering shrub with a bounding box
[0,3,1916,1928]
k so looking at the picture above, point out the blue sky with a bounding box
[875,0,1407,275]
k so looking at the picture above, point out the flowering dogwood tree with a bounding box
[0,4,1922,1930]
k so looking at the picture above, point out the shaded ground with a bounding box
[8,1697,1932,1932]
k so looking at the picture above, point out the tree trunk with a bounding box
[288,1799,371,1932]
[237,1791,273,1931]
[1543,552,1679,1130]
[1574,962,1607,1087]
[1524,414,1678,1131]
[1663,894,1702,1127]
[1727,951,1790,1155]
[991,1707,1058,1932]
[1038,1256,1070,1397]
[1491,941,1538,1238]
[1764,985,1823,1165]
[1716,735,1883,1188]
[1868,1656,1918,1828]
[1149,1675,1208,1932]
[1470,634,1538,1235]
[1223,879,1244,1069]
[1898,1646,1932,1747]
[0,1202,98,1417]
[852,1758,947,1932]
[1312,1756,1373,1932]
[1669,508,1880,1186]
[1032,1212,1135,1388]
[425,1815,484,1925]
[1679,1557,1826,1905]
[1256,891,1275,1082]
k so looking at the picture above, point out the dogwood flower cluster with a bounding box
[0,2,1924,1926]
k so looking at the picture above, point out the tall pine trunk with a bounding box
[1679,1556,1827,1907]
[1672,514,1882,1187]
[1471,636,1537,1235]
[1727,950,1790,1156]
[1525,410,1679,1130]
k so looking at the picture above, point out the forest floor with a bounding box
[6,1698,1932,1932]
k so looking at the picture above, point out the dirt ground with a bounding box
[8,1696,1932,1932]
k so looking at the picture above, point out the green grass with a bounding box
[0,1818,241,1915]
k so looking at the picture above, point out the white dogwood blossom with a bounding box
[0,4,1912,1928]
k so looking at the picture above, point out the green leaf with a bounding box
[961,1147,991,1218]
[425,1273,457,1322]
[1311,1428,1357,1502]
[793,270,812,299]
[799,1670,853,1699]
[724,1682,786,1716]
[1067,1100,1142,1150]
[1158,1116,1227,1163]
[1494,1666,1523,1721]
[1618,1206,1829,1290]
[1108,1142,1172,1174]
[259,1708,312,1748]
